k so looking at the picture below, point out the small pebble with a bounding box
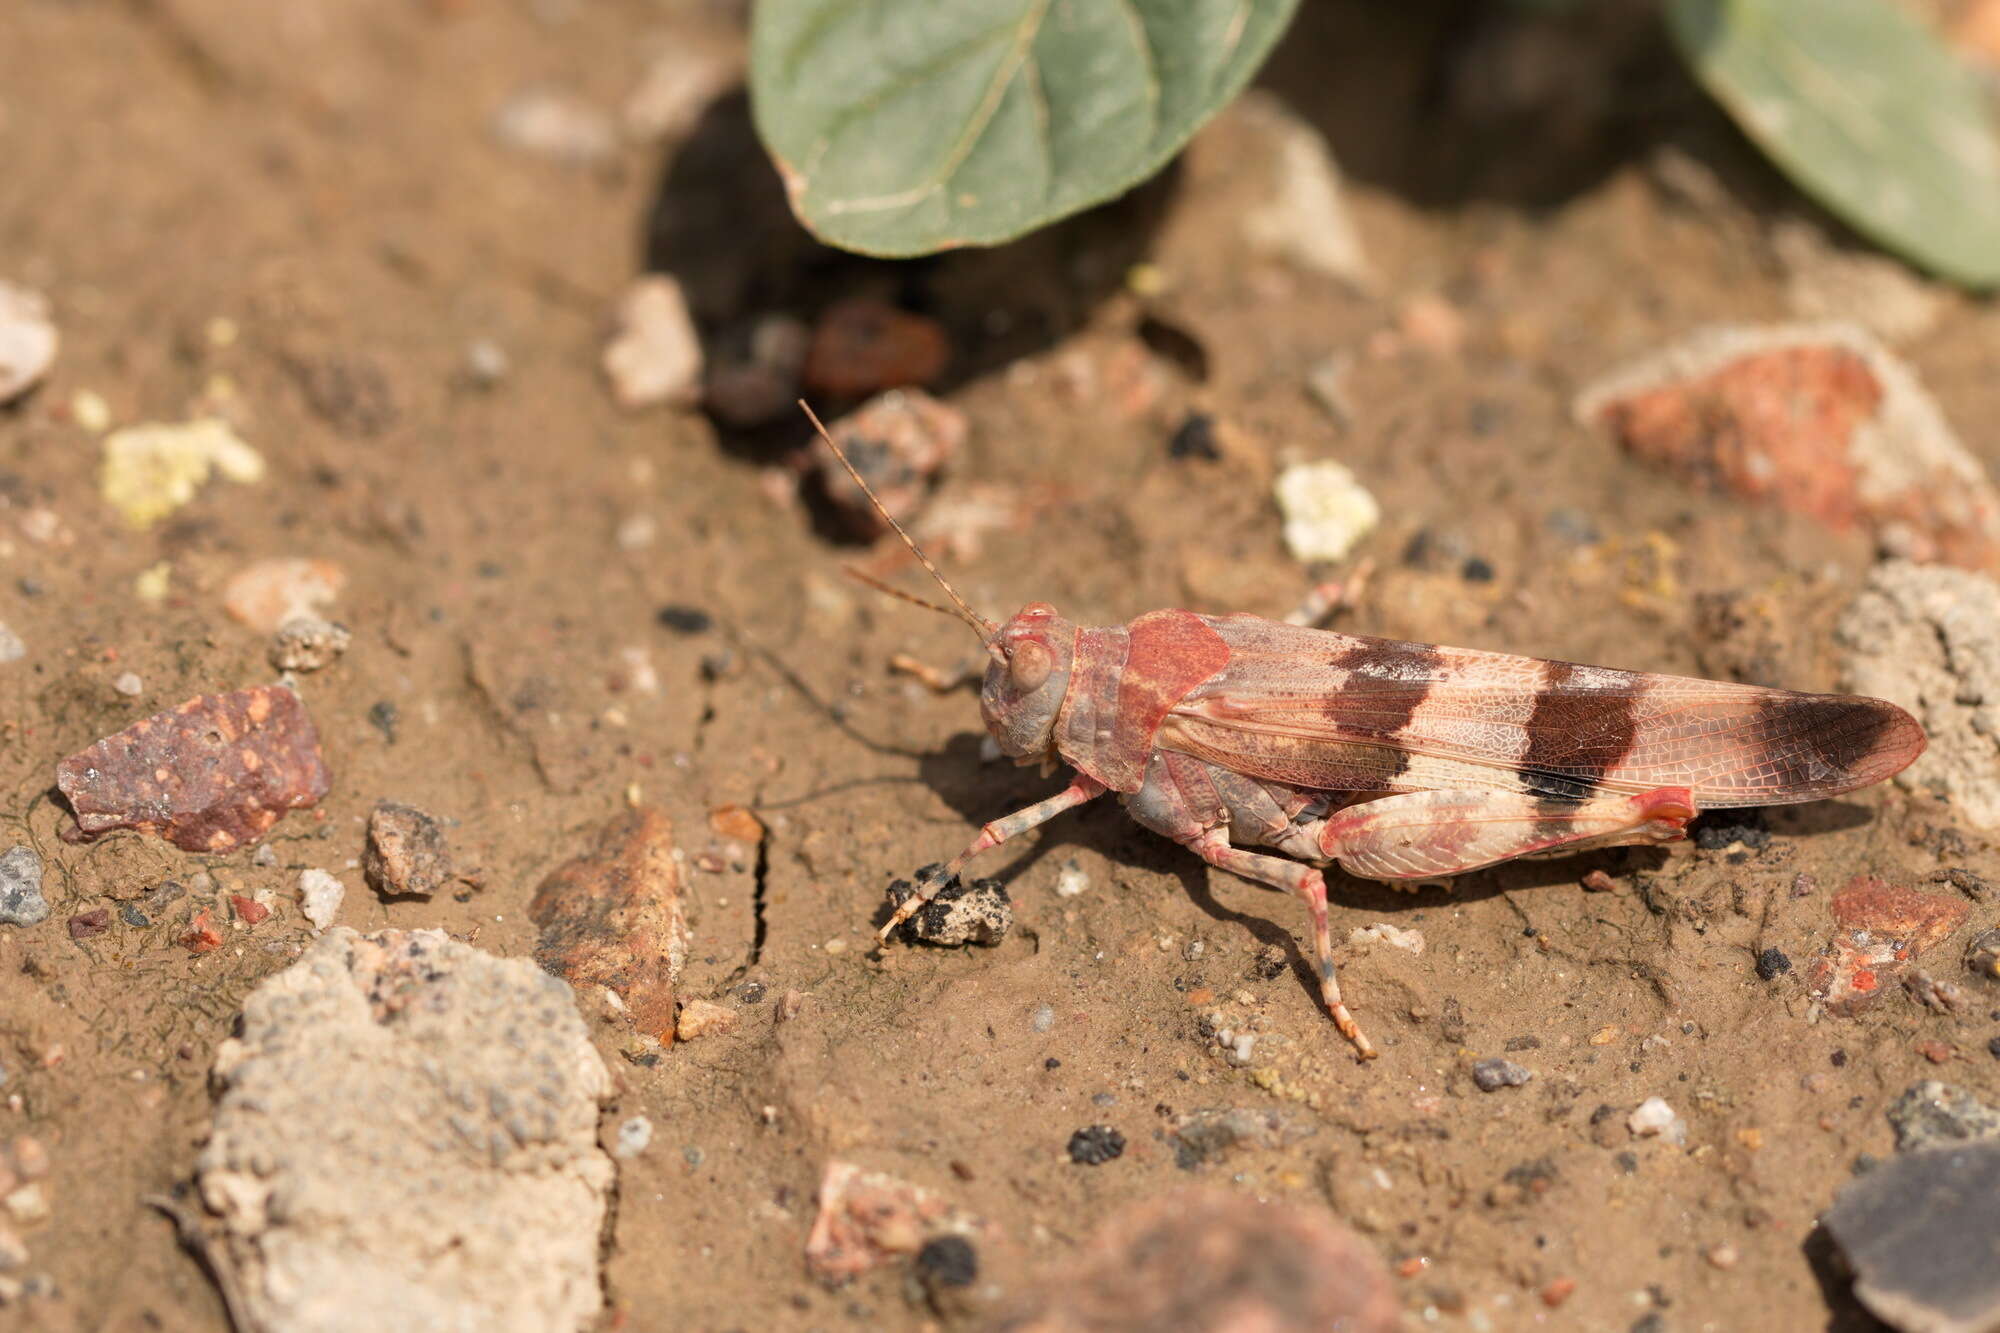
[1580,869,1616,893]
[1460,556,1496,583]
[67,909,111,940]
[268,617,351,673]
[492,86,617,166]
[0,625,23,666]
[676,999,738,1041]
[464,338,509,388]
[0,282,57,404]
[0,848,47,928]
[363,801,456,900]
[657,605,713,634]
[1756,947,1792,980]
[1053,861,1090,898]
[1168,412,1221,461]
[297,868,344,931]
[915,1234,978,1291]
[1471,1058,1533,1092]
[614,1116,653,1159]
[1275,460,1380,563]
[111,671,142,697]
[223,558,345,634]
[1067,1125,1125,1166]
[603,275,703,411]
[1031,1004,1055,1033]
[815,389,966,537]
[1628,1097,1686,1144]
[1706,1243,1739,1270]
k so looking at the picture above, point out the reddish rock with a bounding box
[707,804,764,845]
[180,908,222,953]
[527,808,688,1043]
[996,1188,1397,1332]
[815,389,967,539]
[1577,324,2000,572]
[56,686,332,853]
[803,298,949,397]
[362,801,455,899]
[67,908,111,940]
[804,1160,988,1286]
[1809,876,1973,1017]
[230,894,269,925]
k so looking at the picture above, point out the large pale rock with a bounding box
[198,928,614,1333]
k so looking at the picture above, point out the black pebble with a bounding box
[915,1235,978,1289]
[1613,1151,1638,1174]
[367,700,399,744]
[1167,412,1220,461]
[1694,814,1771,851]
[1044,1057,1061,1070]
[1755,947,1792,980]
[1831,1049,1848,1068]
[1987,1036,2000,1060]
[1067,1125,1125,1165]
[657,605,714,634]
[1462,556,1496,583]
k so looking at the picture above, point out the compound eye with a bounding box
[1009,640,1053,693]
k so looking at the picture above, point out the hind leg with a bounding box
[1185,830,1377,1061]
[1320,786,1695,883]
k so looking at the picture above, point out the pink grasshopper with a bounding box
[804,408,1926,1059]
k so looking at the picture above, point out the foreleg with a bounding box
[1185,830,1377,1061]
[877,774,1108,943]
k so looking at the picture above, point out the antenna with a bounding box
[801,400,995,639]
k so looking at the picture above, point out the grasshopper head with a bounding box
[981,602,1074,765]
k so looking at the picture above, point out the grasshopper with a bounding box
[803,406,1926,1060]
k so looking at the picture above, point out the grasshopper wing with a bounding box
[1157,617,1923,809]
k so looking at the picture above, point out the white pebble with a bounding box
[1275,460,1380,563]
[111,671,143,697]
[297,868,344,931]
[1053,861,1090,898]
[602,275,702,411]
[1226,1033,1257,1067]
[492,87,616,166]
[0,282,57,405]
[614,1115,653,1159]
[1031,1004,1055,1033]
[1628,1096,1687,1144]
[464,338,509,387]
[0,624,23,665]
[614,513,657,551]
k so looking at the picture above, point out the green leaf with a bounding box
[1669,0,2000,289]
[750,0,1299,257]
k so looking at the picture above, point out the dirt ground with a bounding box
[4,1,1999,1330]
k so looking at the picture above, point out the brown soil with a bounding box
[4,2,1998,1330]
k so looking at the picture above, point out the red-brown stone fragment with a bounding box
[802,297,949,397]
[230,894,269,925]
[67,908,111,940]
[55,686,332,853]
[179,908,222,953]
[1578,325,2000,573]
[997,1188,1398,1333]
[527,807,688,1043]
[1809,875,1973,1017]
